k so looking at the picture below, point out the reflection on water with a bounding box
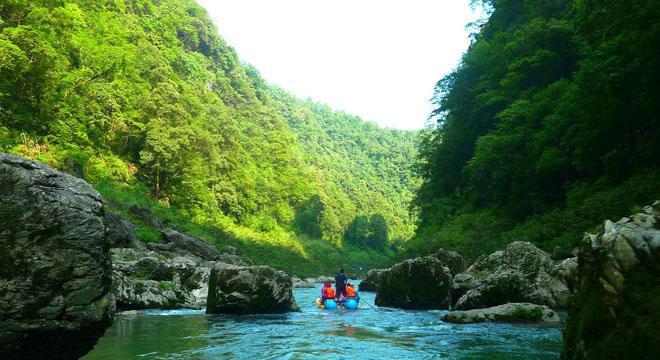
[84,285,562,359]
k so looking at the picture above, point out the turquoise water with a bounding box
[84,285,562,359]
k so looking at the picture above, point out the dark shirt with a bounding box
[335,273,346,288]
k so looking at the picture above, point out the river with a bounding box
[84,285,563,359]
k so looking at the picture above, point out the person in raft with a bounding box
[345,282,359,304]
[334,268,347,301]
[320,282,335,305]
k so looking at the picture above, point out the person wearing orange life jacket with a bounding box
[320,282,335,304]
[345,282,359,304]
[345,283,357,298]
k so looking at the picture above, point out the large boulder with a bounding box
[160,228,222,261]
[562,202,660,360]
[206,264,299,314]
[433,248,466,275]
[556,256,578,292]
[0,154,114,359]
[375,256,452,309]
[442,303,560,324]
[359,269,385,292]
[111,248,213,309]
[453,241,572,310]
[104,213,137,248]
[146,228,250,266]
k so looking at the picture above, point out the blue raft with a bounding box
[316,298,359,310]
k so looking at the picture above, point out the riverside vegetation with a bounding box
[0,0,417,276]
[404,0,659,260]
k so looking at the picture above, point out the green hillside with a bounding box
[0,0,417,276]
[405,0,660,260]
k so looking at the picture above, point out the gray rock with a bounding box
[142,229,249,266]
[442,303,560,324]
[291,277,315,288]
[111,248,213,309]
[316,276,335,284]
[453,241,572,310]
[433,248,466,275]
[104,213,137,248]
[556,257,577,292]
[562,202,660,359]
[206,264,299,314]
[375,256,452,309]
[128,204,163,229]
[160,228,222,261]
[359,269,385,292]
[0,154,114,359]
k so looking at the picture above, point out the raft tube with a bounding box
[316,298,338,309]
[344,299,358,310]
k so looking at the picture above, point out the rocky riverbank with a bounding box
[364,241,575,316]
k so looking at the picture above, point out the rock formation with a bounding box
[433,248,466,275]
[562,202,660,359]
[0,154,114,359]
[442,303,560,324]
[291,277,315,288]
[104,213,138,248]
[111,248,215,309]
[206,264,300,314]
[375,256,452,309]
[453,241,573,310]
[359,269,385,292]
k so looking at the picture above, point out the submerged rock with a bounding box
[206,264,300,314]
[453,241,572,310]
[442,303,560,324]
[0,154,114,359]
[562,202,660,360]
[359,269,385,292]
[375,256,452,309]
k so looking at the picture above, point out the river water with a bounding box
[84,285,563,359]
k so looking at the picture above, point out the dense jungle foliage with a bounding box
[0,0,418,275]
[406,0,660,260]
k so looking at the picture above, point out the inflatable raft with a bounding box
[316,297,359,310]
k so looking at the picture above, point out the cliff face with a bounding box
[562,202,660,360]
[0,154,115,359]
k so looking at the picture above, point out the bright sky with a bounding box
[197,0,483,130]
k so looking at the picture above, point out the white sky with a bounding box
[197,0,482,130]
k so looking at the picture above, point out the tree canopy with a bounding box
[407,0,660,259]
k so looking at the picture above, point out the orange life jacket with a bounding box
[323,287,335,298]
[346,286,356,297]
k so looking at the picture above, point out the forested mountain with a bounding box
[0,0,417,275]
[269,89,418,246]
[406,0,659,259]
